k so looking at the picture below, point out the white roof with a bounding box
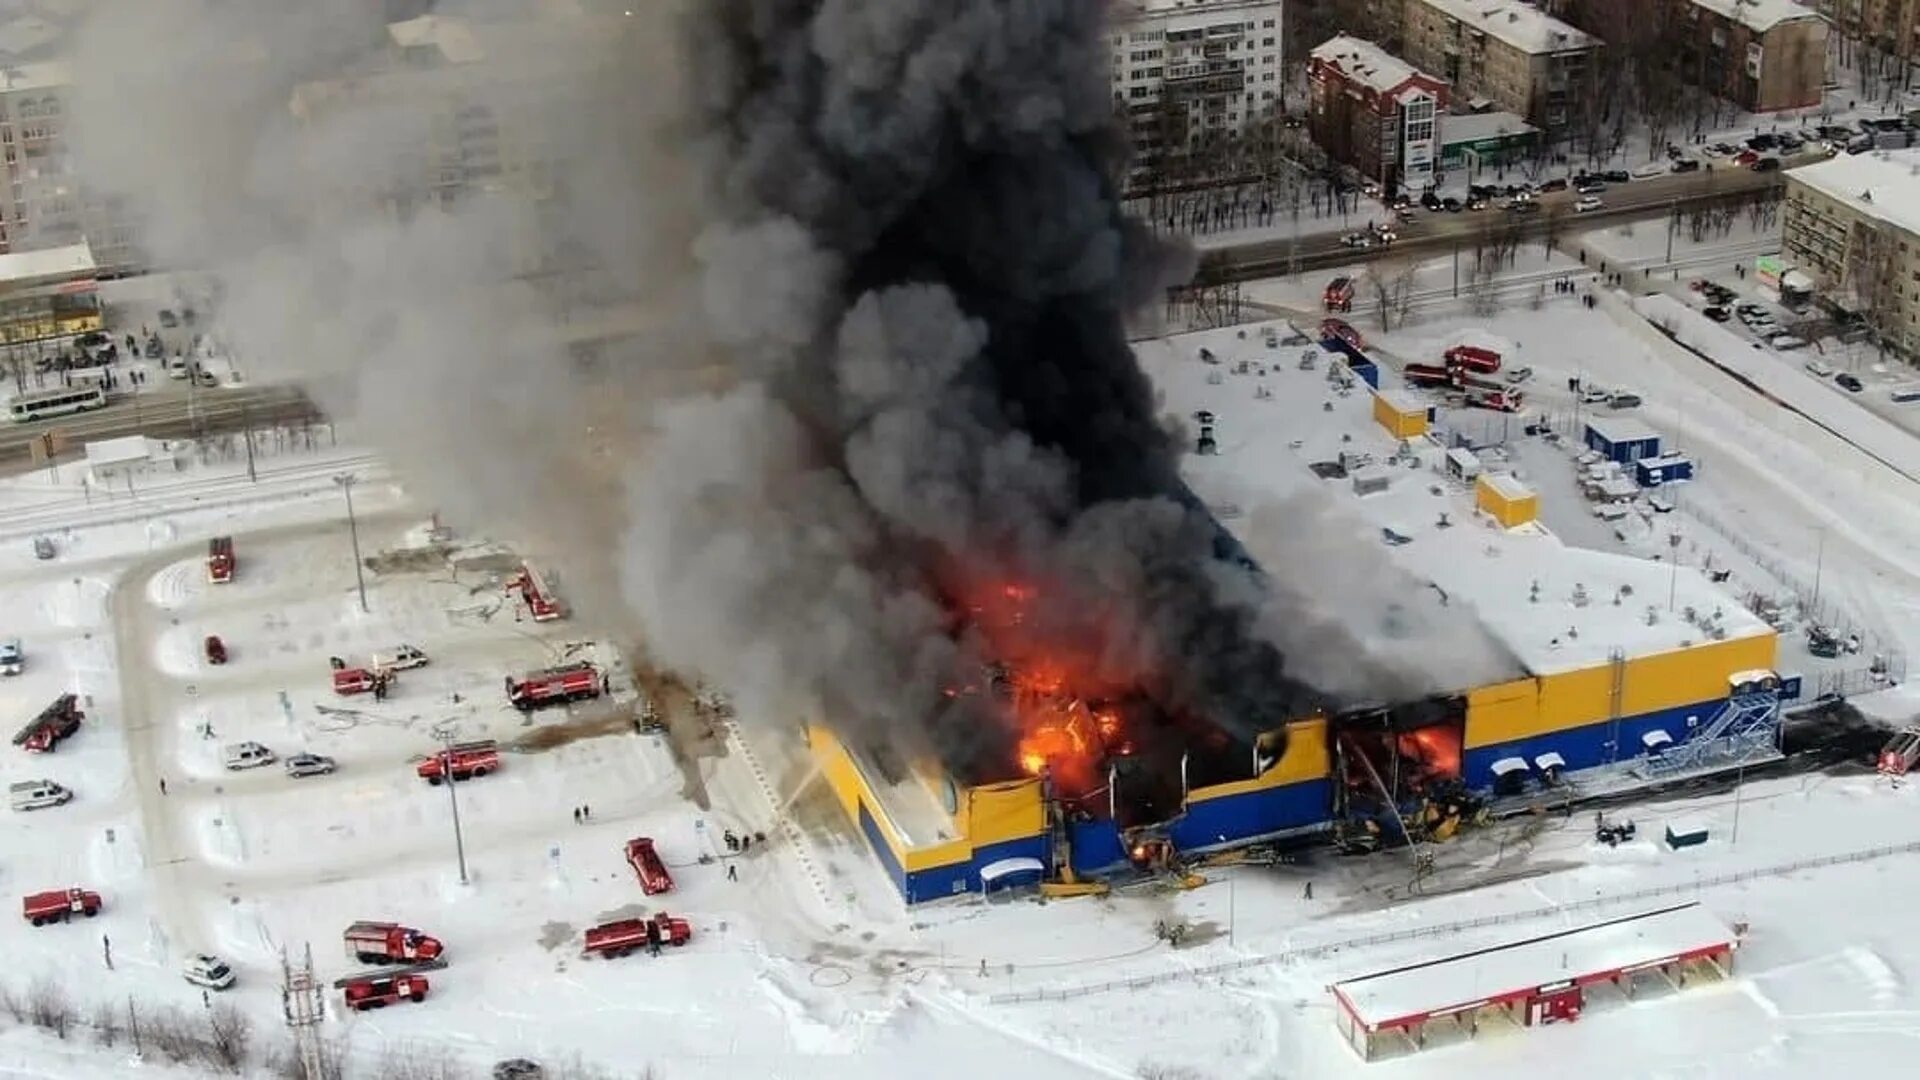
[1584,416,1659,445]
[1533,752,1566,769]
[1789,148,1920,242]
[844,740,956,849]
[1490,757,1529,775]
[1688,0,1822,33]
[83,436,155,469]
[1440,110,1536,147]
[1480,472,1532,500]
[1134,323,1773,677]
[1411,0,1595,55]
[1376,389,1424,413]
[1333,904,1736,1028]
[1311,35,1432,95]
[0,241,94,287]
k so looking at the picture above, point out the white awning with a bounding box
[978,857,1045,884]
[1533,752,1567,771]
[1641,730,1673,749]
[1782,270,1814,292]
[1490,757,1530,776]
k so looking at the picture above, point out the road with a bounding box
[1194,163,1790,285]
[0,383,320,459]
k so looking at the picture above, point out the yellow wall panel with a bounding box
[902,838,972,872]
[1620,633,1779,715]
[1463,677,1541,748]
[808,725,864,823]
[1538,665,1614,731]
[965,779,1046,846]
[1191,719,1329,803]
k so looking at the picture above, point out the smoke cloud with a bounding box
[63,0,1505,774]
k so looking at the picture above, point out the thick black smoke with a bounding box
[678,0,1334,756]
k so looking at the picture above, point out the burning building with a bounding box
[809,320,1795,905]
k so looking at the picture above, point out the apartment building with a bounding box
[1308,35,1449,193]
[1399,0,1598,138]
[1107,0,1287,193]
[1815,0,1920,61]
[1671,0,1828,112]
[0,61,140,274]
[1781,148,1920,355]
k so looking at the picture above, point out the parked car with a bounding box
[182,954,235,991]
[284,753,337,778]
[1421,191,1443,210]
[1441,196,1462,212]
[1340,232,1373,249]
[9,780,70,812]
[1670,157,1701,173]
[1574,179,1606,195]
[1601,169,1632,184]
[1703,306,1730,322]
[157,309,179,328]
[371,645,429,671]
[1609,392,1643,410]
[1837,373,1865,392]
[1768,333,1807,350]
[195,369,218,388]
[1752,156,1782,173]
[1508,199,1541,214]
[32,536,54,561]
[0,638,20,677]
[1536,178,1568,193]
[1575,195,1604,213]
[222,742,275,770]
[1632,161,1669,179]
[1504,366,1535,384]
[1804,360,1835,378]
[204,635,227,665]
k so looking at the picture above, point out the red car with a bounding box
[204,635,227,665]
[1733,149,1759,167]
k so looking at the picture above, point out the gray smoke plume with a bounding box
[63,0,1509,775]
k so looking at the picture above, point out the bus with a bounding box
[6,385,106,424]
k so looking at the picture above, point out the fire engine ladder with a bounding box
[1641,690,1782,777]
[329,958,448,988]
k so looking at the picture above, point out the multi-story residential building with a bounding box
[1107,0,1287,193]
[0,61,141,274]
[1670,0,1828,112]
[1399,0,1598,138]
[1308,35,1449,194]
[1781,148,1920,355]
[1814,0,1920,62]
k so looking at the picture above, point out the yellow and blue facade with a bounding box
[811,631,1781,905]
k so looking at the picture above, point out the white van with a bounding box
[222,742,275,770]
[371,645,429,672]
[10,780,71,811]
[167,354,190,379]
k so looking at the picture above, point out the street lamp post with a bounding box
[334,474,369,613]
[440,738,471,886]
[1812,528,1827,611]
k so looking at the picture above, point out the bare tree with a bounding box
[25,979,74,1040]
[1368,256,1419,331]
[205,1003,254,1072]
[89,1000,122,1048]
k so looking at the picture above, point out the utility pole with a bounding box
[440,736,472,886]
[242,402,256,483]
[333,474,369,613]
[280,944,326,1080]
[1812,528,1827,609]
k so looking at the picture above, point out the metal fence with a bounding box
[986,837,1920,1004]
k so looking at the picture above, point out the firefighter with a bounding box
[724,829,738,852]
[727,863,738,882]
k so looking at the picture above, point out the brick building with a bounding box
[1670,0,1829,112]
[1813,0,1920,64]
[1781,148,1920,356]
[1309,35,1450,194]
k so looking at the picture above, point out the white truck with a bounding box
[0,639,20,676]
[10,780,71,811]
[371,645,429,672]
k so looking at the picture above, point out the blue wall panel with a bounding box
[1068,820,1128,877]
[1461,697,1724,788]
[857,803,908,897]
[1169,779,1332,851]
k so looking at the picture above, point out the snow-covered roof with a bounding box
[1439,110,1536,147]
[387,15,485,65]
[83,436,157,469]
[0,59,66,94]
[1136,322,1774,677]
[1332,903,1737,1029]
[1481,472,1532,501]
[1688,0,1822,33]
[1311,34,1434,95]
[1584,416,1659,445]
[0,241,93,287]
[1411,0,1595,55]
[1788,148,1920,243]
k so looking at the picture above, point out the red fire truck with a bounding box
[624,837,675,895]
[1402,363,1458,389]
[12,694,82,753]
[344,921,444,965]
[1322,276,1355,313]
[341,972,430,1011]
[507,564,563,622]
[1443,344,1503,374]
[23,887,101,925]
[207,537,235,584]
[332,667,378,695]
[415,741,499,785]
[505,661,603,712]
[582,912,692,959]
[1320,318,1364,352]
[1463,387,1524,413]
